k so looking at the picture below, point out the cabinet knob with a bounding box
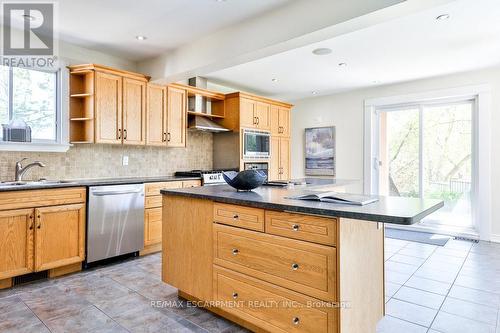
[232,292,238,300]
[291,263,299,270]
[232,248,239,256]
[292,317,300,325]
[233,214,239,220]
[37,223,41,229]
[292,224,300,231]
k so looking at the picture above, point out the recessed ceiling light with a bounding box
[271,78,278,82]
[436,14,450,21]
[372,80,380,84]
[135,35,147,41]
[338,62,347,67]
[312,91,318,95]
[312,48,332,56]
[215,0,227,2]
[22,14,35,21]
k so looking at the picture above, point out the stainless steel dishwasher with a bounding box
[87,184,145,263]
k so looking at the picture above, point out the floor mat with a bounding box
[385,228,451,246]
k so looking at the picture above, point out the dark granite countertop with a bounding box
[161,181,443,225]
[0,175,200,192]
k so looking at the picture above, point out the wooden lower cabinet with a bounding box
[163,196,384,333]
[142,180,201,255]
[0,188,87,288]
[34,204,85,271]
[0,209,34,280]
[213,266,338,333]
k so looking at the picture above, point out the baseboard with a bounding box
[490,234,500,243]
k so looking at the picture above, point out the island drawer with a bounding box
[213,224,336,301]
[213,266,337,333]
[265,211,337,246]
[145,181,183,197]
[213,203,264,232]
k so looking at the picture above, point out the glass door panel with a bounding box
[421,102,473,228]
[379,108,420,198]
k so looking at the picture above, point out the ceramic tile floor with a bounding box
[380,237,500,333]
[0,238,499,332]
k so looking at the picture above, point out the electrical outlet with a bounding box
[122,155,129,166]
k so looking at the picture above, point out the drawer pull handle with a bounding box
[292,224,300,231]
[233,214,239,220]
[232,249,239,255]
[291,263,299,270]
[292,317,300,325]
[232,292,238,300]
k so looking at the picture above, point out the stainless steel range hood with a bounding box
[187,77,230,133]
[188,116,229,133]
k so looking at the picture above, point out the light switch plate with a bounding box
[122,155,129,166]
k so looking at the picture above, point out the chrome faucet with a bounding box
[15,158,46,181]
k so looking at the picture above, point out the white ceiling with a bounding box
[53,0,290,61]
[204,0,500,100]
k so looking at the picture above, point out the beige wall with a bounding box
[0,131,212,181]
[291,66,500,239]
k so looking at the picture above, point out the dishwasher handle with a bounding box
[91,189,143,196]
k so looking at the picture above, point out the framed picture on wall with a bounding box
[305,126,336,176]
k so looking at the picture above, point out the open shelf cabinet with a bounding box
[69,70,95,143]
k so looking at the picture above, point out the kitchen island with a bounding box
[161,182,443,333]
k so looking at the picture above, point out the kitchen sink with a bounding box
[0,180,77,187]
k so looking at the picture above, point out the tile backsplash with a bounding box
[0,131,213,181]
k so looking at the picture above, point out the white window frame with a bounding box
[0,65,70,152]
[364,85,492,241]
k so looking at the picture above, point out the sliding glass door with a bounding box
[376,99,474,233]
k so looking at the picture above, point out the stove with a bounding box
[175,170,234,186]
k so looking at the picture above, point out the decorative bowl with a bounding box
[222,170,267,191]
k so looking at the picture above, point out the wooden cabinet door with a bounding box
[95,71,122,144]
[279,137,291,180]
[240,98,256,128]
[144,207,162,246]
[146,84,167,146]
[255,102,270,130]
[269,136,280,181]
[0,209,34,279]
[34,204,85,272]
[270,105,280,136]
[279,107,291,137]
[166,86,187,147]
[123,78,146,145]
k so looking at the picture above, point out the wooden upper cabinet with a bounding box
[0,209,34,279]
[166,86,187,147]
[240,98,256,128]
[270,105,280,136]
[279,107,291,137]
[271,105,291,137]
[95,71,123,144]
[255,102,270,130]
[146,84,167,146]
[122,78,146,145]
[34,204,85,272]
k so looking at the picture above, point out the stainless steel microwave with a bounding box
[243,129,270,159]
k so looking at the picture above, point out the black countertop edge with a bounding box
[0,176,201,192]
[160,186,444,225]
